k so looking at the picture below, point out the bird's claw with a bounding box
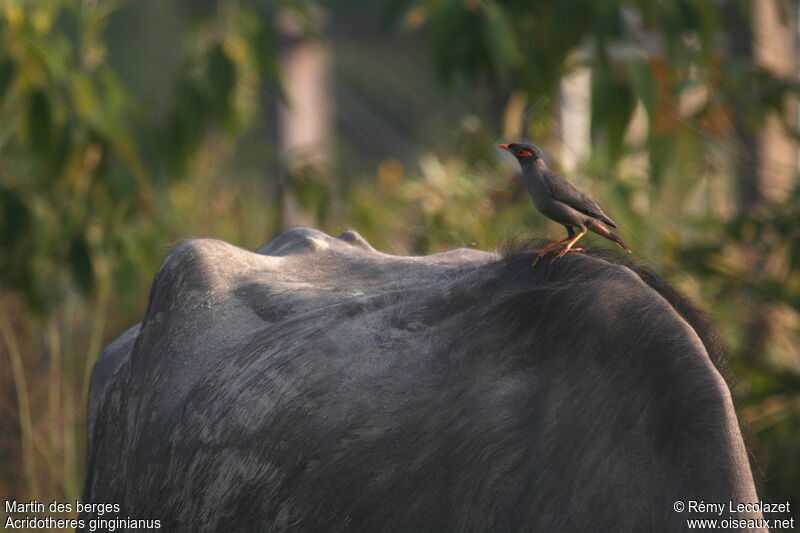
[550,249,570,263]
[548,247,584,264]
[532,247,581,267]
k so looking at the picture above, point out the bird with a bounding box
[498,142,631,265]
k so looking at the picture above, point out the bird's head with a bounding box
[498,143,543,161]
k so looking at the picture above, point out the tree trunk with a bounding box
[274,8,332,230]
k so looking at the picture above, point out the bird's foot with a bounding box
[532,238,571,267]
[532,247,584,266]
[549,246,582,263]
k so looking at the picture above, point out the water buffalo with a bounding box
[81,228,764,532]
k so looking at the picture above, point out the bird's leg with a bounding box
[533,237,571,266]
[564,226,584,253]
[551,226,588,263]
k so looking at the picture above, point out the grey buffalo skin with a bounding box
[81,228,764,532]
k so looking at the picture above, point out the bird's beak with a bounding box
[497,144,511,152]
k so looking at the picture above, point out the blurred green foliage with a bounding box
[0,0,293,313]
[0,0,798,518]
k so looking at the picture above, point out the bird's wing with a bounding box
[542,170,617,228]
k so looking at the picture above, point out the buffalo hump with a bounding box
[82,228,764,532]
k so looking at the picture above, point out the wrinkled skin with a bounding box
[81,228,764,532]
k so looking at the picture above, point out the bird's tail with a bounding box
[587,220,632,253]
[609,231,632,253]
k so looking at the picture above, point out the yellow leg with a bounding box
[550,227,588,263]
[533,237,571,266]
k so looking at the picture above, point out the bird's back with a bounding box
[541,170,617,228]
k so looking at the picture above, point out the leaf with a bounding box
[591,65,636,161]
[428,0,471,83]
[0,187,30,247]
[106,154,138,201]
[243,8,286,103]
[0,188,42,310]
[27,88,52,150]
[206,44,236,121]
[165,79,208,174]
[241,8,283,92]
[0,58,15,103]
[69,235,94,295]
[686,0,721,58]
[381,0,418,28]
[481,1,520,86]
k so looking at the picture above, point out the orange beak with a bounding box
[498,144,512,152]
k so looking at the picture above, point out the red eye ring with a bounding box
[518,150,533,157]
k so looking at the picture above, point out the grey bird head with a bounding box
[498,143,543,161]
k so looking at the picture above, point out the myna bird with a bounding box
[499,143,631,264]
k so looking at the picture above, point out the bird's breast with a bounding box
[523,178,550,211]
